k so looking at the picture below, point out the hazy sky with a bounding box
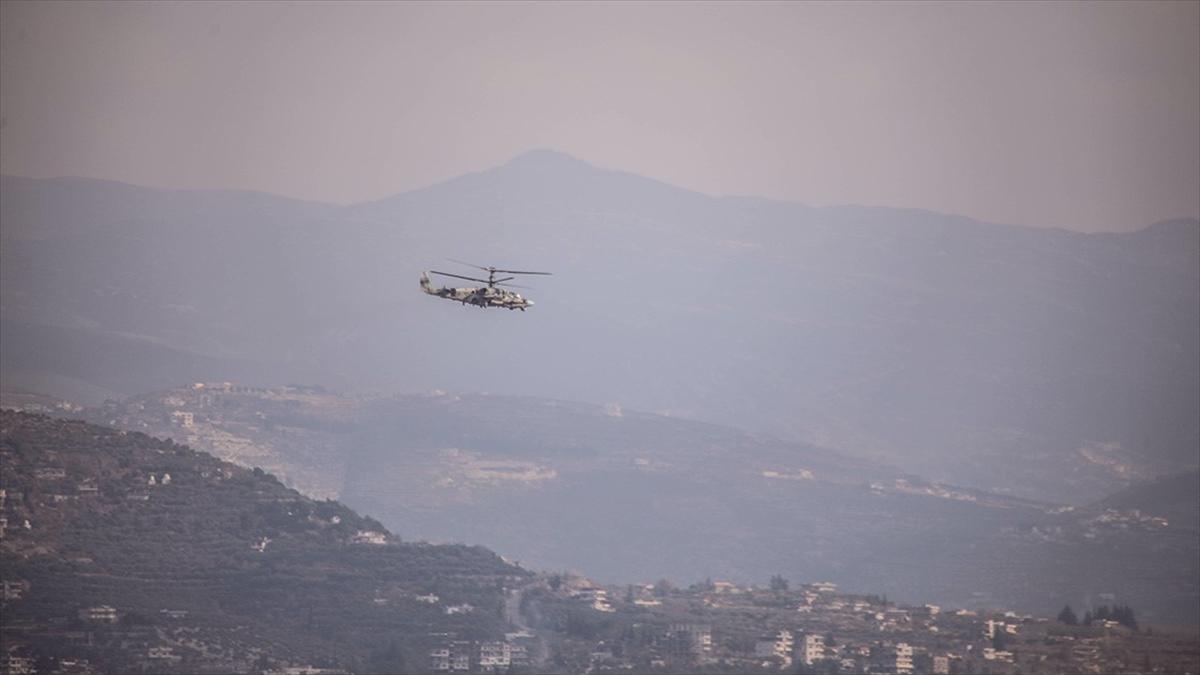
[1,1,1197,232]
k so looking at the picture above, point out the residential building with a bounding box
[147,646,179,661]
[171,411,195,429]
[754,630,794,668]
[895,642,914,674]
[801,633,825,665]
[429,648,450,671]
[478,641,510,670]
[78,606,118,623]
[352,530,387,545]
[712,581,739,593]
[668,624,712,658]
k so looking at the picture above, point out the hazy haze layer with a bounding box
[3,152,1197,505]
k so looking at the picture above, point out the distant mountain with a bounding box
[77,385,1200,628]
[2,153,1197,504]
[0,410,526,673]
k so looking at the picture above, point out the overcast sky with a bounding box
[1,1,1197,232]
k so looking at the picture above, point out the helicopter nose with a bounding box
[526,300,534,306]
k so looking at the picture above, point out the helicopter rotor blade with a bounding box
[446,258,493,272]
[492,269,552,276]
[496,282,533,290]
[429,270,491,284]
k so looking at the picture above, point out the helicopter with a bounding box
[420,260,551,311]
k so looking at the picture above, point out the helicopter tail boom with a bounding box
[419,272,438,295]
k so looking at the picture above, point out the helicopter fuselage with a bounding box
[420,272,534,311]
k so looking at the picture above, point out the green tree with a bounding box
[1057,605,1078,625]
[769,574,789,592]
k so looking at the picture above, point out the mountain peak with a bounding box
[503,148,595,171]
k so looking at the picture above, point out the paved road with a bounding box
[506,582,549,668]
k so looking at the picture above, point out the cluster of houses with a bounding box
[429,635,532,672]
[537,575,1188,674]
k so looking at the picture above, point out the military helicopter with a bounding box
[420,260,551,311]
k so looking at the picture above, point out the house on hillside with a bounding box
[800,634,825,665]
[895,642,914,674]
[478,641,511,671]
[352,530,387,545]
[429,641,472,671]
[667,624,712,659]
[171,411,195,429]
[147,646,180,661]
[78,606,118,623]
[754,630,794,668]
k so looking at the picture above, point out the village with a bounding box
[1,407,1197,675]
[501,574,1199,674]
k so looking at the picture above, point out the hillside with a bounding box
[3,154,1197,504]
[0,410,528,674]
[75,384,1200,628]
[1090,469,1200,529]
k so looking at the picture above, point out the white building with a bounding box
[895,642,914,674]
[478,641,511,670]
[754,630,794,668]
[429,642,472,672]
[429,648,450,671]
[982,647,1014,662]
[809,581,838,593]
[352,530,388,545]
[171,411,195,429]
[79,605,118,623]
[34,467,67,480]
[573,586,615,612]
[147,646,179,661]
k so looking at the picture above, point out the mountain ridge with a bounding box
[2,153,1197,505]
[8,152,1197,235]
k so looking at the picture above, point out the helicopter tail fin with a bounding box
[419,272,437,295]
